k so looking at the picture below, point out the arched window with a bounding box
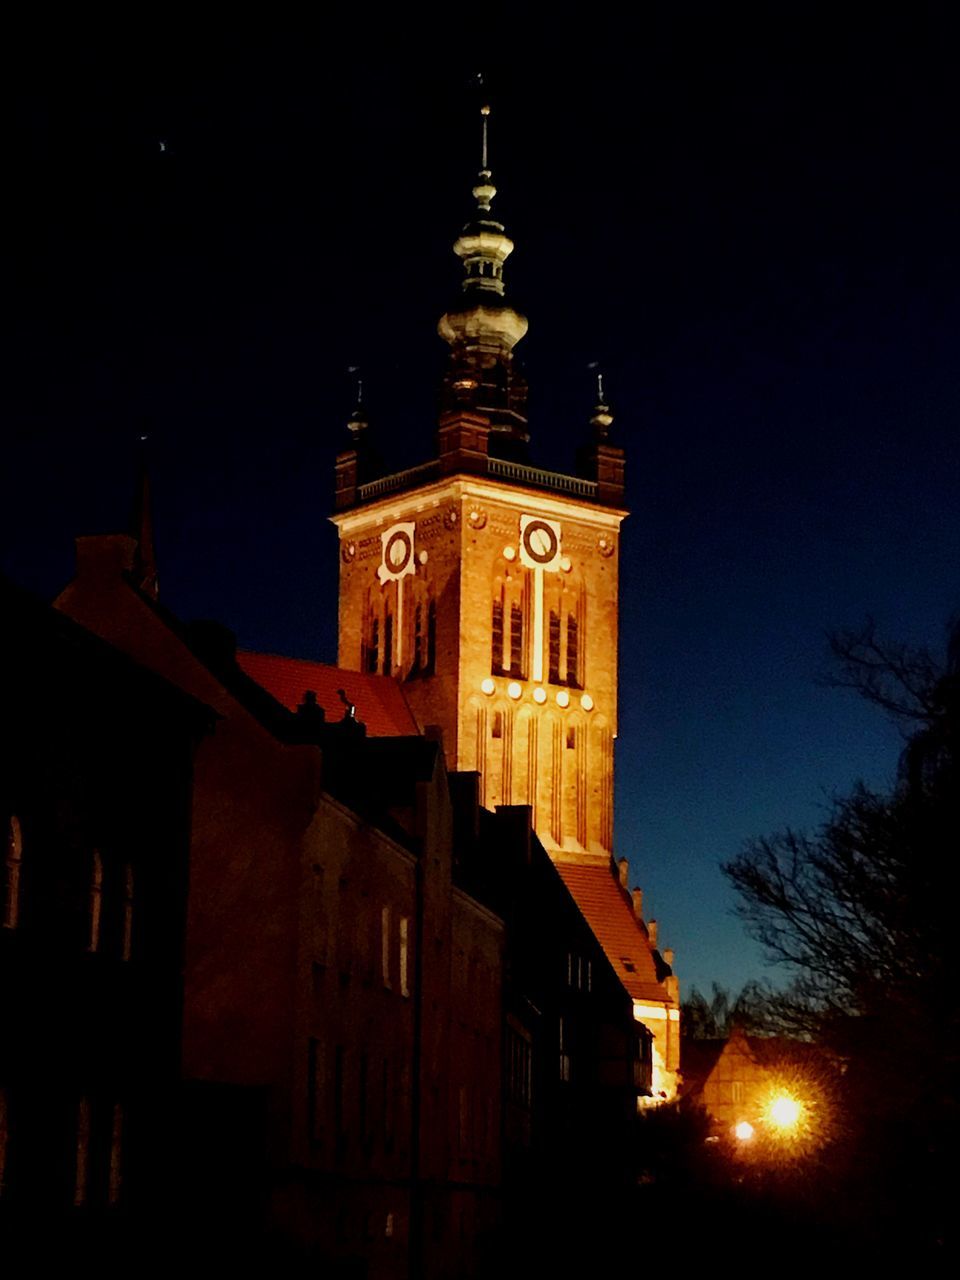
[548,611,561,685]
[491,597,505,675]
[88,852,103,953]
[3,816,23,930]
[121,865,134,963]
[510,602,524,675]
[566,614,580,688]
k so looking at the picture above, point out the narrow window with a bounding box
[567,726,577,750]
[566,614,580,687]
[3,816,23,930]
[121,864,134,962]
[548,611,561,684]
[491,599,504,674]
[426,600,437,675]
[108,1103,123,1206]
[381,907,391,988]
[88,852,103,953]
[74,1097,91,1207]
[510,601,523,675]
[367,617,380,673]
[399,916,410,998]
[491,711,503,740]
[586,960,592,993]
[559,1017,571,1082]
[383,612,393,677]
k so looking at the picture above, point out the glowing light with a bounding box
[767,1094,802,1131]
[418,550,428,565]
[507,682,522,700]
[503,545,516,561]
[559,555,572,572]
[533,687,547,704]
[734,1121,754,1142]
[580,693,594,711]
[480,678,495,696]
[556,690,570,708]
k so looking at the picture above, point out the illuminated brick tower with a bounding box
[332,108,626,866]
[333,108,679,1094]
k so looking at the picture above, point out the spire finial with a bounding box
[481,103,490,172]
[347,365,368,438]
[588,363,614,440]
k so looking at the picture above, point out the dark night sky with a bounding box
[6,8,959,996]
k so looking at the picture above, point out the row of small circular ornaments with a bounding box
[480,678,594,710]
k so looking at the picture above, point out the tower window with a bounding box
[549,611,561,685]
[567,726,577,750]
[491,599,505,675]
[510,602,524,675]
[566,614,580,688]
[491,711,503,739]
[367,618,380,674]
[383,612,393,677]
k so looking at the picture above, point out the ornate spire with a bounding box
[346,368,368,440]
[590,370,614,441]
[438,105,529,451]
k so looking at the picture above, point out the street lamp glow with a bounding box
[734,1120,754,1142]
[767,1093,802,1131]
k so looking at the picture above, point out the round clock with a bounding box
[521,519,559,566]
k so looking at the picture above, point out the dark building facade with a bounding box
[0,577,204,1258]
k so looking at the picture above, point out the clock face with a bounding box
[519,514,562,572]
[377,521,417,583]
[385,528,413,573]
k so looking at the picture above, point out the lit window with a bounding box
[3,816,23,930]
[399,916,410,998]
[381,907,391,988]
[559,1016,571,1082]
[88,852,103,953]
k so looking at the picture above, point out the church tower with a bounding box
[332,108,627,866]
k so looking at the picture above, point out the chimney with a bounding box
[663,948,674,968]
[617,857,629,889]
[631,887,643,921]
[648,919,658,947]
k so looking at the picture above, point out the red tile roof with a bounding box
[236,652,420,738]
[555,862,671,1004]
